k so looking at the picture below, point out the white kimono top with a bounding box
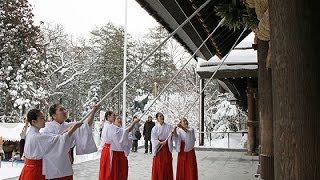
[99,121,133,169]
[175,127,196,152]
[99,121,112,151]
[40,120,97,179]
[151,122,174,156]
[109,124,132,156]
[23,126,72,179]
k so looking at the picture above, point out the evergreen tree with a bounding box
[89,23,127,112]
[0,0,48,122]
[144,26,177,92]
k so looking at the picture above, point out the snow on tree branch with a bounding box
[55,63,92,89]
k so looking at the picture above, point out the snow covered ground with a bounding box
[0,161,24,179]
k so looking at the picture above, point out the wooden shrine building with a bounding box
[135,0,320,179]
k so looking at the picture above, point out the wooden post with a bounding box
[269,0,320,179]
[246,79,255,155]
[199,79,205,146]
[258,39,274,180]
[254,89,259,153]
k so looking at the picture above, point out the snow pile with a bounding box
[201,133,247,149]
[196,32,257,73]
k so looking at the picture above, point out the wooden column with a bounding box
[269,0,320,179]
[258,39,274,180]
[254,89,259,152]
[199,78,205,146]
[246,79,255,155]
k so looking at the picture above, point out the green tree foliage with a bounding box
[89,23,127,112]
[88,24,178,114]
[148,26,177,87]
[215,1,258,31]
[140,26,177,93]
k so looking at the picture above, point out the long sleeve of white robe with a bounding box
[23,126,72,179]
[175,127,196,152]
[40,120,97,179]
[109,125,133,157]
[73,121,97,154]
[151,122,174,156]
[41,120,97,155]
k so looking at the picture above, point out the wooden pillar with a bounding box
[258,39,274,180]
[246,79,255,155]
[199,78,205,146]
[254,89,259,152]
[269,0,320,179]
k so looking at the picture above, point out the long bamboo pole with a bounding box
[182,28,248,118]
[138,18,225,120]
[80,0,213,122]
[122,0,128,127]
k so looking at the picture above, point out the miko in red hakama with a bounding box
[152,142,173,180]
[19,159,45,180]
[176,141,198,180]
[99,144,111,180]
[110,151,128,180]
[99,117,133,180]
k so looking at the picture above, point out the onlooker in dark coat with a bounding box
[131,116,141,152]
[143,115,155,154]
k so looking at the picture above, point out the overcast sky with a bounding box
[28,0,158,39]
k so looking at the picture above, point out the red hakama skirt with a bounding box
[176,141,198,180]
[110,151,128,180]
[99,144,111,180]
[19,158,45,180]
[152,142,173,180]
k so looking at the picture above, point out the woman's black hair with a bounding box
[155,112,163,118]
[104,111,114,119]
[27,109,42,124]
[49,104,61,117]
